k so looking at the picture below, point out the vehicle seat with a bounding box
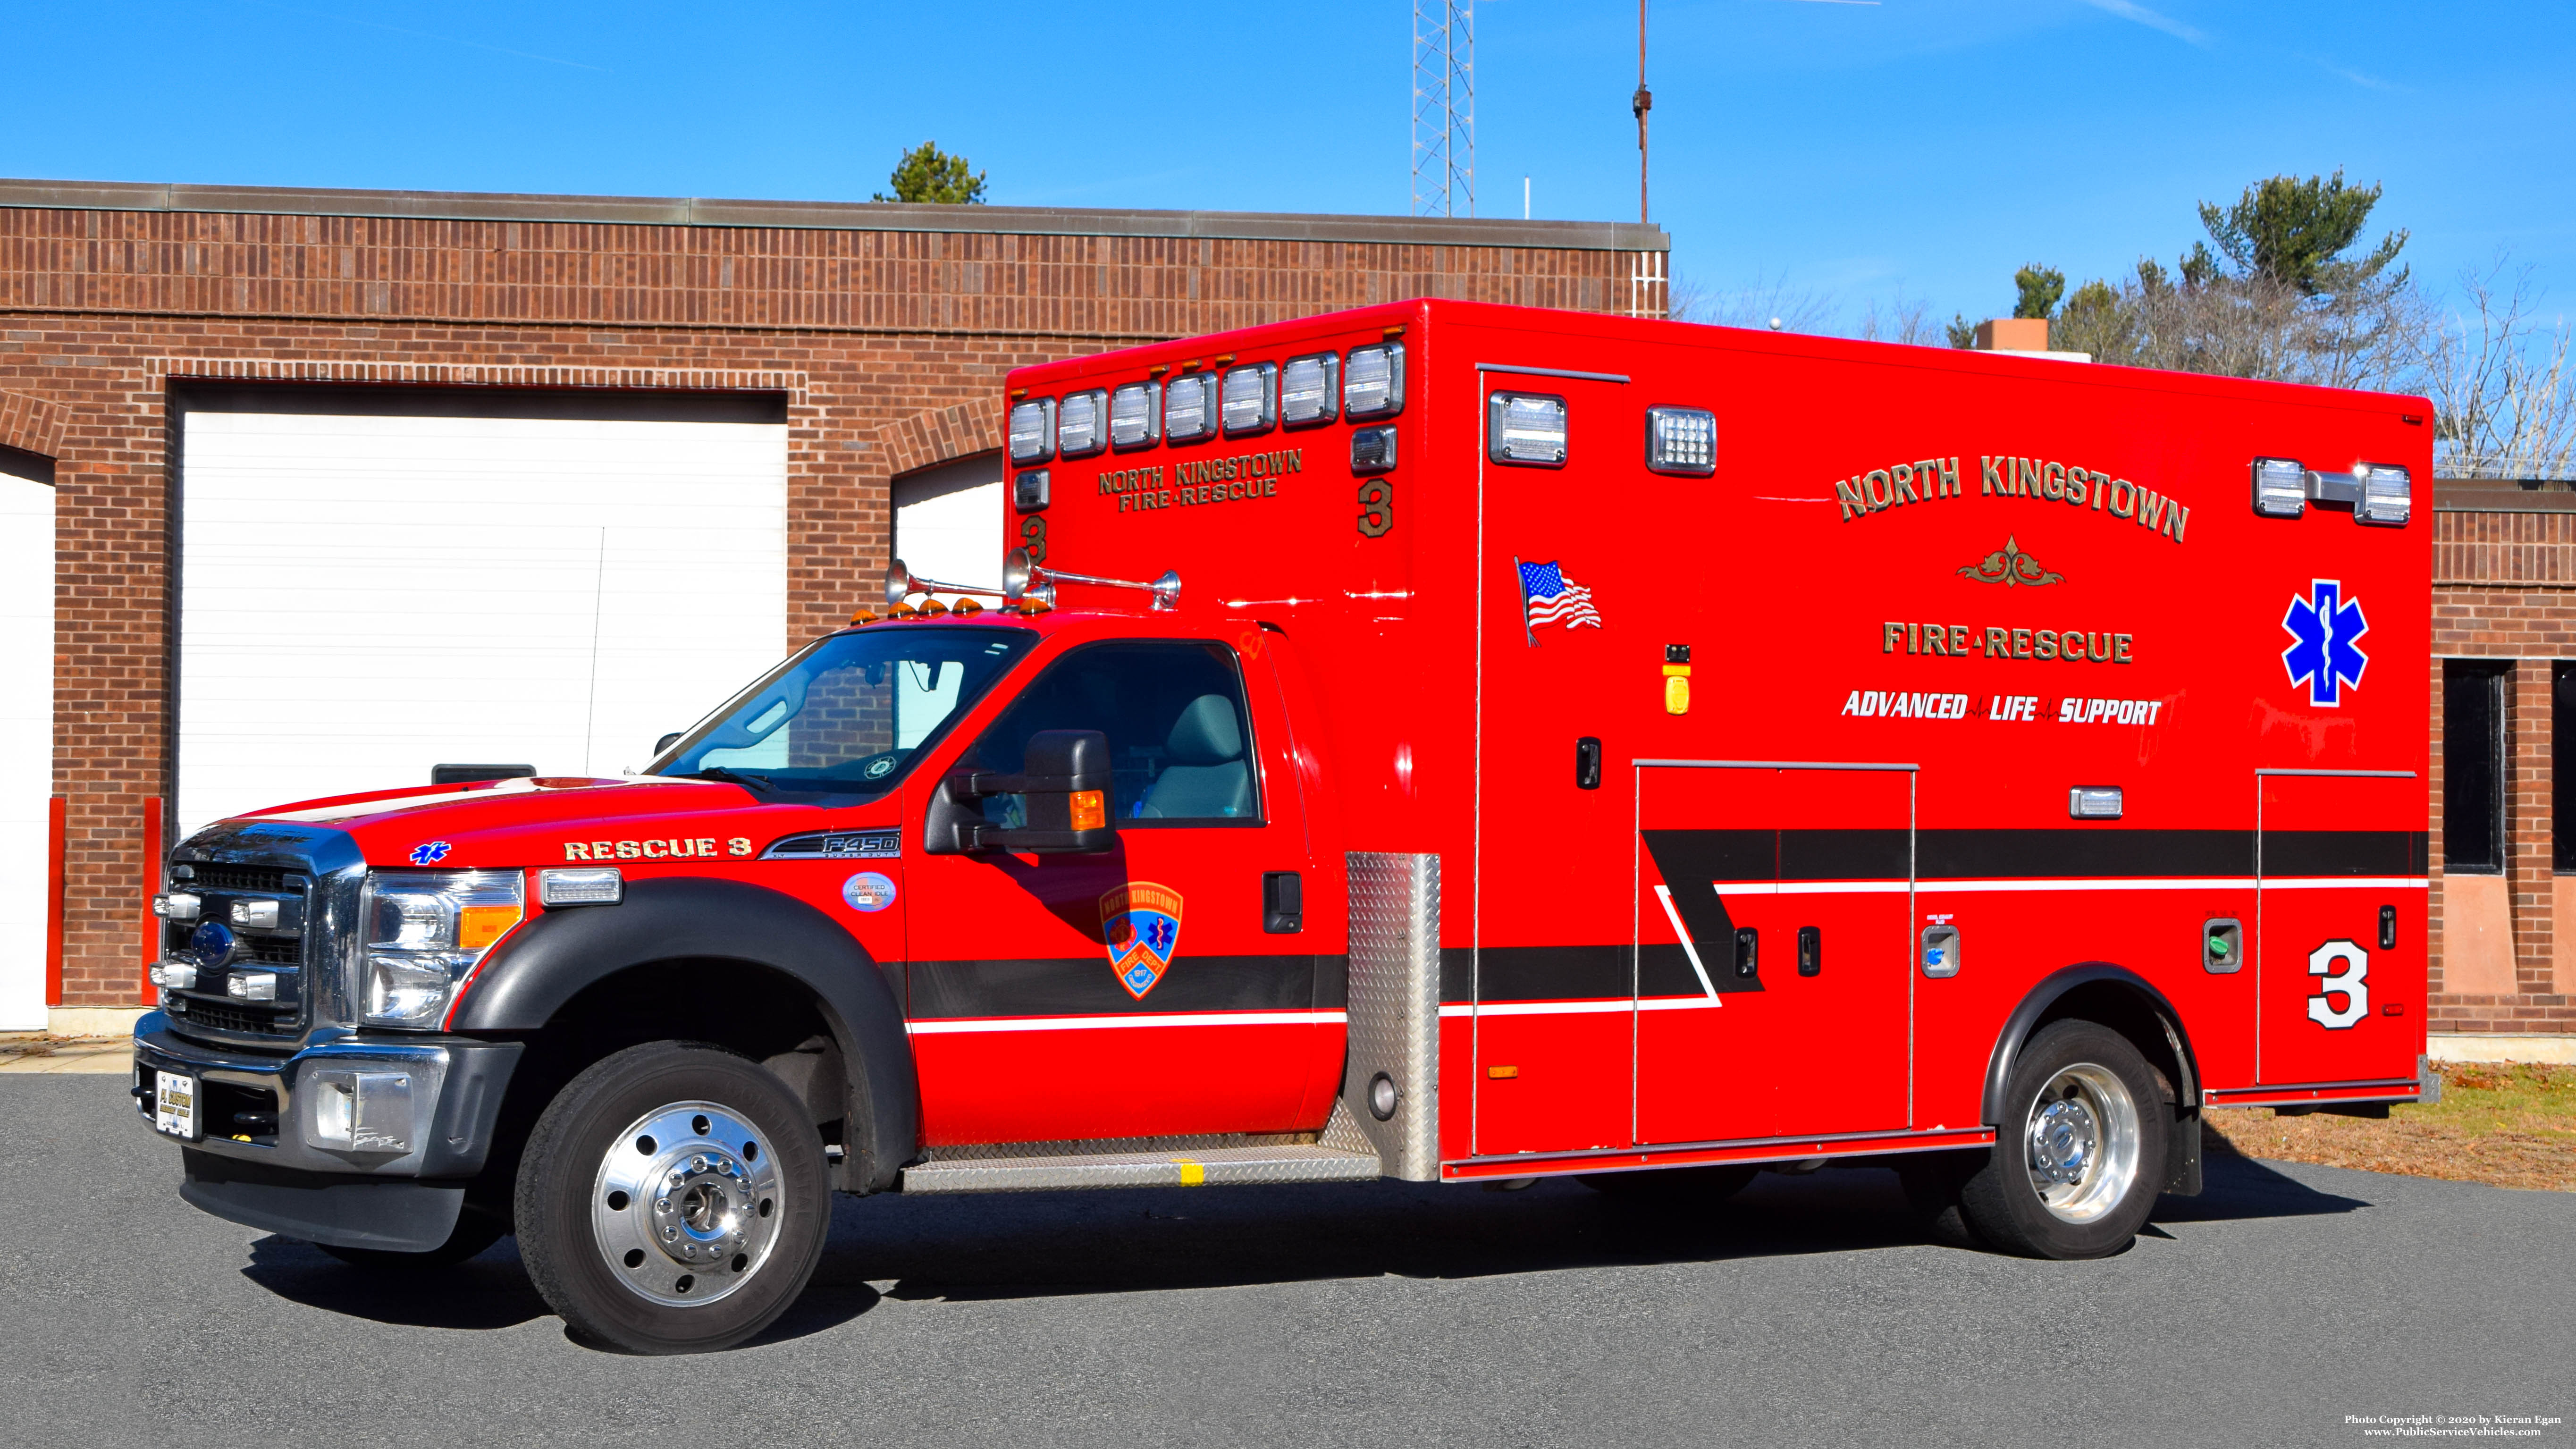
[1136,694,1252,819]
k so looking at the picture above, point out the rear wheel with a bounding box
[1956,1020,2168,1259]
[515,1042,829,1354]
[1580,1164,1759,1202]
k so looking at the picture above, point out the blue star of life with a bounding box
[2281,579,2369,707]
[408,840,453,865]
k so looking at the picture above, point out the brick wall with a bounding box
[2430,501,2576,1036]
[0,187,1661,1007]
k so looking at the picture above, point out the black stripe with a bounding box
[1640,828,2423,882]
[905,954,1322,1019]
[1442,944,1705,1005]
[1639,831,1766,994]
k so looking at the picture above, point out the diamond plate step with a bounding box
[901,1141,1383,1195]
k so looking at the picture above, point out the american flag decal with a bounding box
[1515,558,1602,641]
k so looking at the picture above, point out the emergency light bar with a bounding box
[2250,455,2412,526]
[1165,373,1218,443]
[1282,353,1339,427]
[1110,381,1162,450]
[1058,390,1107,458]
[1004,546,1181,612]
[1008,398,1054,464]
[1221,362,1277,436]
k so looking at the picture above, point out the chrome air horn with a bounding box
[1003,548,1180,612]
[884,558,1008,608]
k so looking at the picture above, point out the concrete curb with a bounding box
[2428,1033,2576,1066]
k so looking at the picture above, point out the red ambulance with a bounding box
[132,298,2433,1354]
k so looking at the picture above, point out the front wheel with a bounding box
[515,1042,829,1354]
[1956,1019,2169,1259]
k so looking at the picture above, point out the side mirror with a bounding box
[655,732,683,756]
[927,728,1115,854]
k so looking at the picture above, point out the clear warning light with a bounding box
[1645,405,1717,476]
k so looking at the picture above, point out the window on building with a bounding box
[2557,664,2576,873]
[2445,660,2509,874]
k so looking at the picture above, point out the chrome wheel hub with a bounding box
[590,1102,784,1307]
[2022,1063,2142,1225]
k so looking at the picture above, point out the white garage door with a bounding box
[0,452,53,1030]
[892,452,1005,601]
[177,395,789,834]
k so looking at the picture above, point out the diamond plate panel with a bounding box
[1343,851,1442,1180]
[902,1142,1381,1195]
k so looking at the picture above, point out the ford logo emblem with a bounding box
[188,920,237,966]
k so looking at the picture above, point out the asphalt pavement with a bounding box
[6,1073,2567,1449]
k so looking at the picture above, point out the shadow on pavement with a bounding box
[2154,1142,2374,1225]
[241,1237,551,1331]
[829,1166,1931,1304]
[231,1149,2375,1326]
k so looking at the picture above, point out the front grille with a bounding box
[175,999,296,1036]
[185,864,300,893]
[236,935,302,966]
[163,921,301,966]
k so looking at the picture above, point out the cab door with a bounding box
[1635,764,1913,1145]
[900,635,1336,1146]
[2256,770,2427,1087]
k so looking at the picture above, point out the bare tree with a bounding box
[1852,290,1941,347]
[2424,260,2576,480]
[1668,270,1838,335]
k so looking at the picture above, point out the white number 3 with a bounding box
[2307,940,2370,1029]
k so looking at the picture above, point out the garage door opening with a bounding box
[0,445,53,1029]
[173,385,790,834]
[892,451,1005,602]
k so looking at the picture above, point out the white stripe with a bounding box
[1717,876,2428,895]
[1439,996,1725,1019]
[906,1009,1345,1036]
[1651,884,1721,1001]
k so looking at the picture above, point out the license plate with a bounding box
[154,1070,199,1140]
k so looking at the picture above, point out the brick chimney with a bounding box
[1973,317,2051,352]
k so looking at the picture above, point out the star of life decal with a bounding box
[2281,579,2369,707]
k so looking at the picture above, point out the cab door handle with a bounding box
[1797,925,1821,977]
[1263,872,1303,934]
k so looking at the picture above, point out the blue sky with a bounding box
[8,0,2570,329]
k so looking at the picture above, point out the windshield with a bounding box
[654,626,1035,798]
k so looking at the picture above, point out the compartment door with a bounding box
[1636,765,1914,1146]
[2256,771,2428,1088]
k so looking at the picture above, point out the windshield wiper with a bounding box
[683,767,774,793]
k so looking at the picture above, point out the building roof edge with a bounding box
[0,177,1670,252]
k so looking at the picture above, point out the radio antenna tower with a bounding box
[1412,0,1474,217]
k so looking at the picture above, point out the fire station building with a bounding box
[0,177,1667,1030]
[1,177,2566,1061]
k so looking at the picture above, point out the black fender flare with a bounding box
[1980,963,2201,1129]
[454,876,918,1193]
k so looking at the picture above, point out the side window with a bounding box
[968,640,1260,826]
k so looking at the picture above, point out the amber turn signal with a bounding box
[458,903,523,951]
[1069,790,1106,832]
[1487,1064,1519,1079]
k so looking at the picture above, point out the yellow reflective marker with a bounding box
[1173,1159,1206,1186]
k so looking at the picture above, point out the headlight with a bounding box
[359,869,524,1028]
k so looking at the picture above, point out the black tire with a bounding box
[319,1213,507,1270]
[515,1042,829,1354]
[1580,1164,1759,1202]
[1956,1019,2169,1259]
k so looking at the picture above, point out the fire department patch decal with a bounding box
[1099,882,1184,999]
[2281,579,2369,707]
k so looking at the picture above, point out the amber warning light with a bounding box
[1069,791,1107,832]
